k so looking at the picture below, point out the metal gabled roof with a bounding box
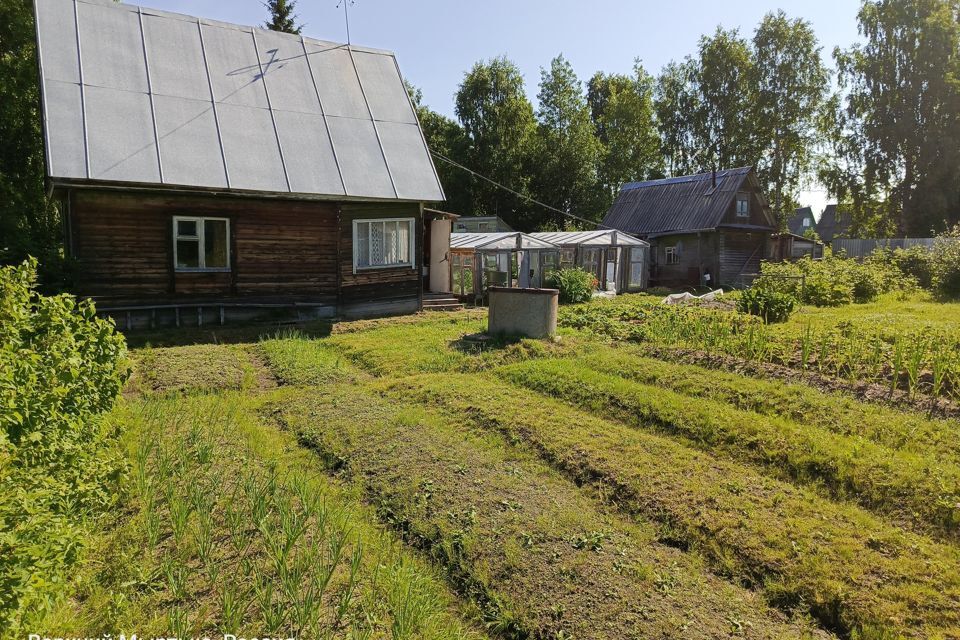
[529,230,649,247]
[33,0,445,202]
[817,204,852,242]
[449,232,559,251]
[601,167,770,235]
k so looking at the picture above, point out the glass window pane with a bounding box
[631,262,644,285]
[177,238,199,268]
[370,222,385,265]
[356,222,370,267]
[177,219,197,237]
[397,221,410,263]
[204,219,228,268]
[384,221,398,264]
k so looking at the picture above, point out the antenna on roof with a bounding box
[336,0,355,44]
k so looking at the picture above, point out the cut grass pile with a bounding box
[38,391,479,639]
[130,344,271,394]
[326,314,582,376]
[499,358,960,538]
[581,344,960,462]
[381,373,960,639]
[277,385,829,640]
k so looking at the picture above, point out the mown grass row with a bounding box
[579,344,960,462]
[380,373,960,639]
[277,385,828,640]
[38,391,479,639]
[497,358,960,539]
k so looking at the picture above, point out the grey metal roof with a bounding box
[817,205,852,242]
[34,0,444,202]
[449,232,559,251]
[529,230,648,247]
[601,167,772,235]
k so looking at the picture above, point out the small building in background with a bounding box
[33,0,448,327]
[817,204,853,243]
[528,230,649,292]
[788,207,818,236]
[602,167,777,288]
[769,232,824,261]
[453,215,514,233]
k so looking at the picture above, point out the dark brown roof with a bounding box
[817,205,852,242]
[601,167,774,235]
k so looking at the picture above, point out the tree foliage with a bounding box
[822,0,960,236]
[529,55,602,228]
[588,62,663,209]
[0,0,62,284]
[263,0,303,34]
[752,11,829,224]
[454,56,537,228]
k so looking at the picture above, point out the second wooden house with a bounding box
[601,167,777,288]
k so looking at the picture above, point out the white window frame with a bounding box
[736,194,750,217]
[352,217,417,273]
[802,217,812,228]
[665,245,679,265]
[173,216,231,272]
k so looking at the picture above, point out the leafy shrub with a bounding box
[756,252,912,306]
[932,226,960,299]
[736,288,796,323]
[876,246,933,290]
[0,259,128,630]
[546,267,597,304]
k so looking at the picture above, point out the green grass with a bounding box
[381,372,960,639]
[259,330,360,386]
[579,344,960,462]
[779,292,960,335]
[498,358,960,538]
[37,391,480,639]
[277,384,826,639]
[130,344,271,394]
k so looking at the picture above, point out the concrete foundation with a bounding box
[488,287,559,339]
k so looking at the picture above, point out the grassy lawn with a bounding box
[37,298,960,639]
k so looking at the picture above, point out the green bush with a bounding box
[0,259,128,630]
[756,252,912,307]
[736,288,796,323]
[546,267,597,304]
[879,246,933,289]
[932,226,960,299]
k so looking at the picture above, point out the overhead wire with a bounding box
[429,150,614,230]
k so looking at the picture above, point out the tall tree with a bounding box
[694,27,758,171]
[263,0,302,35]
[752,11,829,225]
[406,83,472,215]
[529,55,602,228]
[455,56,537,229]
[655,59,701,176]
[588,62,663,208]
[0,0,62,285]
[824,0,960,235]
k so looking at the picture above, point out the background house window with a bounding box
[353,218,415,270]
[665,246,679,265]
[174,216,229,271]
[736,195,750,217]
[802,218,812,228]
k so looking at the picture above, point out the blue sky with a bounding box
[141,0,864,213]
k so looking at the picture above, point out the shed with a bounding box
[528,230,649,292]
[601,167,776,288]
[33,0,447,327]
[448,232,559,300]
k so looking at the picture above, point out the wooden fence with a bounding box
[832,238,935,258]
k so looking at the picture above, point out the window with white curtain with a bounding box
[353,218,415,271]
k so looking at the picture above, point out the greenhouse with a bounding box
[449,232,560,300]
[529,230,650,292]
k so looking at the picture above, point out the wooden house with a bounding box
[528,230,649,292]
[817,205,853,244]
[788,207,817,236]
[453,215,514,233]
[33,0,447,327]
[601,167,776,288]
